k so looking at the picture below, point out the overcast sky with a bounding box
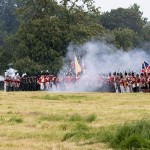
[94,0,150,21]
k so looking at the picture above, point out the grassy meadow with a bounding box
[0,91,150,150]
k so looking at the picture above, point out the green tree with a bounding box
[112,28,139,50]
[143,25,150,42]
[9,0,105,74]
[14,56,42,74]
[0,0,19,35]
[0,0,20,74]
[0,46,13,74]
[100,3,147,34]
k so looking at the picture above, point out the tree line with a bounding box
[0,0,150,75]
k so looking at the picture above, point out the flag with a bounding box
[148,64,150,71]
[74,52,81,76]
[142,61,150,73]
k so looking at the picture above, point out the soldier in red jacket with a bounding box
[4,76,10,92]
[114,73,121,93]
[131,72,137,92]
[119,75,124,93]
[38,75,45,91]
[136,74,140,92]
[140,73,148,92]
[147,73,150,92]
[127,72,132,92]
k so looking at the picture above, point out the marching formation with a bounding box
[107,72,150,93]
[3,71,150,93]
[3,59,150,92]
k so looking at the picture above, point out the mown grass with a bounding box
[0,92,150,150]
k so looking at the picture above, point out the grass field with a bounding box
[0,91,150,150]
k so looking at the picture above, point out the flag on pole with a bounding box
[142,61,150,73]
[74,52,81,76]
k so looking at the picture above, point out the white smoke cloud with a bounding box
[52,41,150,92]
[82,41,149,73]
[0,76,4,81]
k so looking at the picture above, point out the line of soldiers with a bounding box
[107,72,150,93]
[20,75,40,91]
[3,71,150,92]
[37,71,150,93]
[38,74,59,91]
[4,76,20,92]
[4,74,59,92]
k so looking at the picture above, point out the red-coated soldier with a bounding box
[127,73,132,92]
[136,74,140,92]
[119,74,124,93]
[45,75,50,90]
[147,73,150,92]
[49,75,53,89]
[65,74,71,84]
[131,72,137,92]
[108,73,115,83]
[140,73,148,92]
[107,73,115,92]
[114,72,121,93]
[38,75,45,91]
[124,72,129,92]
[4,76,10,92]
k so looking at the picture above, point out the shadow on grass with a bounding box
[31,94,88,101]
[38,114,65,122]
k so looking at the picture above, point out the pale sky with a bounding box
[94,0,150,21]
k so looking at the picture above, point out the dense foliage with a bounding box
[0,0,150,74]
[103,120,150,149]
